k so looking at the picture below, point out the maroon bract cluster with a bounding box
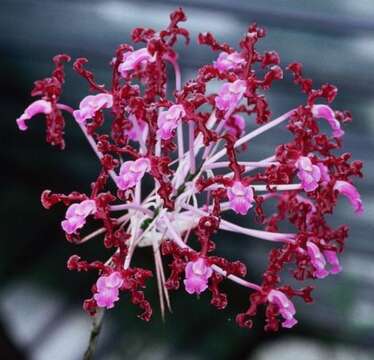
[17,9,363,331]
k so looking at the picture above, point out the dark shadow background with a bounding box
[1,1,373,359]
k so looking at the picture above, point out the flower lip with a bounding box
[227,181,254,215]
[94,272,123,309]
[184,258,213,295]
[118,48,155,76]
[306,242,329,279]
[267,289,297,328]
[213,51,245,72]
[215,79,247,112]
[157,104,186,140]
[125,114,147,141]
[333,180,363,214]
[16,100,53,131]
[296,156,323,192]
[312,104,344,138]
[61,199,96,235]
[73,93,113,124]
[94,287,120,309]
[115,157,150,190]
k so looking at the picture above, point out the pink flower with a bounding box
[126,114,147,141]
[306,242,329,279]
[16,100,52,131]
[267,290,297,328]
[215,80,246,112]
[333,180,363,214]
[213,51,245,72]
[324,250,342,274]
[312,104,344,138]
[306,242,342,278]
[184,258,213,295]
[61,200,96,235]
[73,94,113,124]
[94,272,123,309]
[94,287,120,309]
[296,156,321,192]
[97,272,123,289]
[157,104,186,140]
[227,181,254,215]
[118,48,155,76]
[224,114,245,136]
[115,158,150,190]
[317,163,331,184]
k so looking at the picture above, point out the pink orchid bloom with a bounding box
[115,158,150,190]
[157,104,186,140]
[16,99,52,131]
[184,258,213,295]
[215,80,247,112]
[94,272,123,309]
[333,180,364,214]
[296,156,322,192]
[213,51,245,72]
[317,163,331,184]
[94,287,120,309]
[224,114,246,136]
[227,181,254,215]
[97,272,124,290]
[126,114,148,141]
[312,104,344,138]
[61,199,96,235]
[306,242,329,279]
[118,48,155,76]
[324,250,342,274]
[267,290,298,328]
[306,242,342,278]
[73,93,113,124]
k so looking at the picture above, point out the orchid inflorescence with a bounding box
[17,9,363,332]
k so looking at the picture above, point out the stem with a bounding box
[204,160,277,170]
[181,204,295,242]
[219,219,295,243]
[78,227,106,245]
[83,308,105,360]
[123,209,164,269]
[203,183,302,193]
[132,117,147,155]
[221,155,277,178]
[57,103,117,182]
[177,123,184,161]
[251,184,302,192]
[163,216,261,291]
[173,110,217,173]
[189,121,196,174]
[78,122,117,181]
[202,119,225,160]
[172,59,182,91]
[167,57,184,161]
[211,264,261,291]
[79,213,129,244]
[206,109,295,165]
[109,203,154,216]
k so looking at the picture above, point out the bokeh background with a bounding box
[1,1,374,359]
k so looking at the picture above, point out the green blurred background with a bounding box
[1,1,373,359]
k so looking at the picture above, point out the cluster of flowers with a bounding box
[17,9,363,331]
